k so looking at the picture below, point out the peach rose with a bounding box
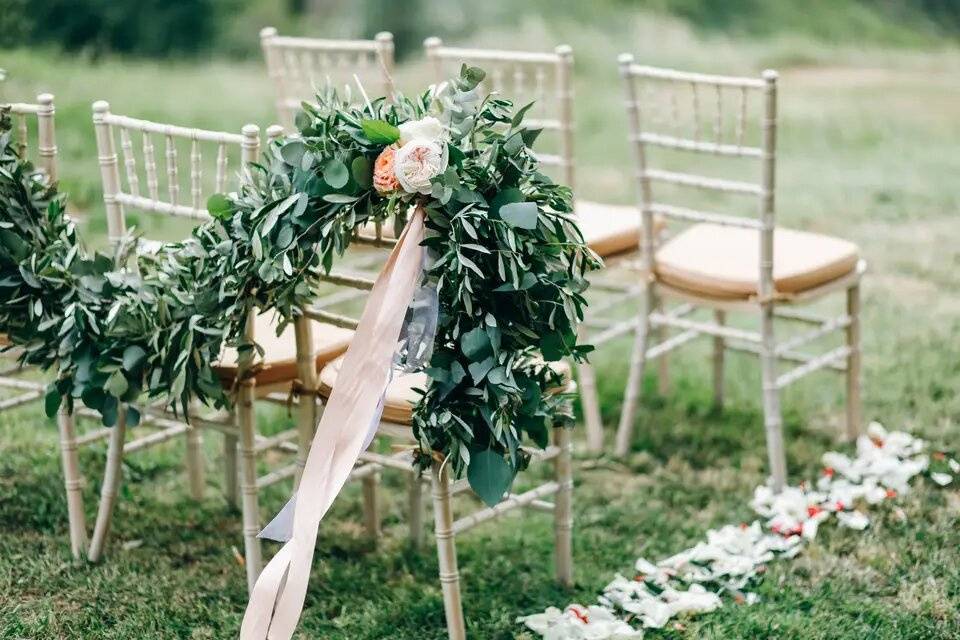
[373,145,401,194]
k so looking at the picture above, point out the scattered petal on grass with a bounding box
[521,423,950,638]
[518,605,643,639]
[931,472,952,486]
[837,510,870,530]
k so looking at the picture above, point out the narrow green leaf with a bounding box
[323,194,359,204]
[360,119,400,144]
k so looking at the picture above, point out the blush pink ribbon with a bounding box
[240,208,426,639]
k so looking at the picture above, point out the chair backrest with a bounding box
[5,93,57,181]
[260,27,395,130]
[618,55,778,294]
[91,100,261,245]
[423,38,574,190]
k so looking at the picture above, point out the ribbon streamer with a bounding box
[240,208,426,640]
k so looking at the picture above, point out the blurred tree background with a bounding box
[1,0,958,59]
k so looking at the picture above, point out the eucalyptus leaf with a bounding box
[467,449,516,507]
[323,159,349,189]
[499,201,539,230]
[280,140,307,166]
[351,156,373,188]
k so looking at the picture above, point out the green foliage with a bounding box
[637,0,956,43]
[0,106,236,423]
[224,67,602,492]
[0,67,600,500]
[4,0,218,57]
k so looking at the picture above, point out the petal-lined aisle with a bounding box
[520,423,957,638]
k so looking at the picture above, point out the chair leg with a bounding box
[431,462,465,640]
[237,379,262,592]
[553,426,574,588]
[408,473,426,549]
[362,471,382,542]
[57,405,88,558]
[615,285,655,457]
[223,421,239,508]
[576,360,605,454]
[760,303,787,491]
[88,407,128,562]
[845,284,862,441]
[713,310,726,409]
[184,426,205,500]
[656,301,670,397]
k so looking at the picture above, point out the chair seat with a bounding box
[575,200,647,258]
[655,223,860,300]
[213,313,353,387]
[318,355,573,426]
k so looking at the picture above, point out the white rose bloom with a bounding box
[398,116,445,146]
[393,138,448,195]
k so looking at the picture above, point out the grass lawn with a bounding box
[2,12,960,639]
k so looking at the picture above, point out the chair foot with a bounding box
[712,310,726,409]
[553,427,574,587]
[237,381,262,591]
[431,463,465,640]
[223,431,239,507]
[408,473,426,550]
[615,314,652,457]
[57,407,88,558]
[845,284,862,441]
[362,472,381,542]
[576,361,605,454]
[760,306,787,491]
[88,408,128,562]
[185,426,205,500]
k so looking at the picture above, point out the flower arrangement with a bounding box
[0,65,601,500]
[225,66,602,496]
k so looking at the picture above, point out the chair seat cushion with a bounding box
[213,313,353,387]
[655,223,860,299]
[575,200,646,258]
[318,356,572,426]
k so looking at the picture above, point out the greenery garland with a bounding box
[0,67,600,498]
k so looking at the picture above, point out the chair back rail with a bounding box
[92,102,266,388]
[423,37,574,190]
[260,27,395,129]
[91,101,261,244]
[6,94,58,180]
[618,54,778,292]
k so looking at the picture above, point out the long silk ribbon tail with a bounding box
[239,209,426,640]
[258,393,386,543]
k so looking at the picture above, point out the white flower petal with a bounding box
[837,510,870,530]
[931,472,952,486]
